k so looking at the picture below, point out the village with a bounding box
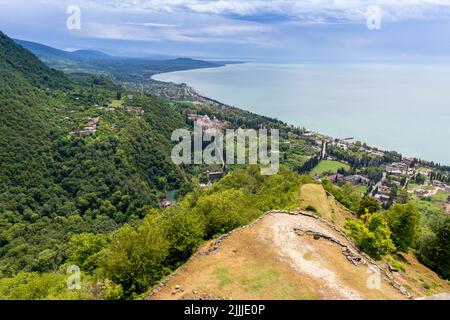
[309,135,450,213]
[63,90,450,215]
[67,94,146,136]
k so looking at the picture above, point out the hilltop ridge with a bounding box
[147,184,449,300]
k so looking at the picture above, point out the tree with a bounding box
[322,179,360,212]
[160,206,205,265]
[415,173,426,184]
[0,271,122,300]
[30,249,59,273]
[105,216,169,296]
[384,203,421,252]
[345,213,396,259]
[396,188,409,204]
[193,189,250,238]
[358,195,381,215]
[418,215,450,279]
[67,233,108,274]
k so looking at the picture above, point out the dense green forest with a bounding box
[0,31,188,278]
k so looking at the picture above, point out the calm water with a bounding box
[153,63,450,164]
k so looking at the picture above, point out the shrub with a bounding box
[418,215,450,279]
[384,203,421,252]
[305,205,318,213]
[345,213,396,259]
[160,205,205,265]
[358,196,381,215]
[105,216,169,296]
[193,189,252,238]
[67,233,108,274]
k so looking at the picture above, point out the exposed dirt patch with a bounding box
[263,213,404,300]
[148,211,406,300]
[147,185,449,300]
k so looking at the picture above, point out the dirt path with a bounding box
[264,213,363,299]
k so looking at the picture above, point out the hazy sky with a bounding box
[1,0,450,61]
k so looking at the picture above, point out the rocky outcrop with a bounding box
[294,228,363,266]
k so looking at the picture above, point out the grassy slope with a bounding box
[310,160,350,176]
[299,183,354,228]
[386,253,450,297]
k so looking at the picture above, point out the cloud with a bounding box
[77,23,161,41]
[79,0,450,23]
[126,22,180,28]
[73,18,272,46]
[168,23,275,46]
[4,0,450,60]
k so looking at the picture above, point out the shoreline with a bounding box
[151,66,447,167]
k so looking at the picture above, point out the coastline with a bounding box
[151,64,449,166]
[151,67,398,160]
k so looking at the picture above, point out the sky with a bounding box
[1,0,450,61]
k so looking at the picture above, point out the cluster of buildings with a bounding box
[373,161,420,202]
[70,116,100,136]
[327,173,370,185]
[311,131,449,206]
[329,139,351,151]
[96,105,116,112]
[413,180,450,197]
[380,160,450,202]
[187,114,224,133]
[374,185,391,202]
[125,106,145,114]
[432,180,450,190]
[146,82,198,101]
[384,161,415,176]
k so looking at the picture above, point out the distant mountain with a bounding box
[70,49,111,60]
[14,39,111,61]
[12,38,234,85]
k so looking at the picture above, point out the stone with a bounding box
[388,265,398,272]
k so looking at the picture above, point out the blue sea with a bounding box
[153,62,450,165]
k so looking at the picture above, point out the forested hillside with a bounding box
[0,31,188,278]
